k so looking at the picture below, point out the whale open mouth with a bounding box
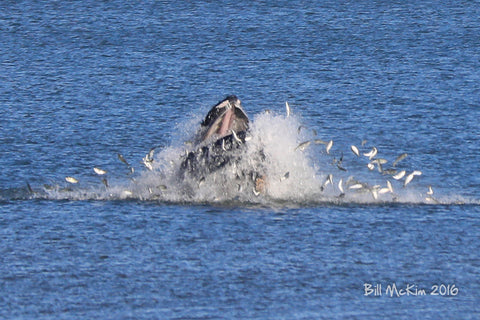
[200,95,249,142]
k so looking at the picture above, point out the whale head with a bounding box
[199,95,249,143]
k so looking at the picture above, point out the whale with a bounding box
[180,95,252,177]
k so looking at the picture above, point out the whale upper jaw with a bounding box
[200,95,249,143]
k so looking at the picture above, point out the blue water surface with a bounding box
[1,0,479,319]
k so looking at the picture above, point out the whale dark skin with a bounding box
[180,95,266,192]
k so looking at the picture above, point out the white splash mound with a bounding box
[39,107,468,206]
[121,112,320,204]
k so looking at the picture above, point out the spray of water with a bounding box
[34,107,476,206]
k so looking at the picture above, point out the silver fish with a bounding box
[231,129,242,143]
[387,180,393,193]
[314,139,328,145]
[338,178,344,193]
[392,170,406,180]
[374,158,388,164]
[363,147,378,160]
[404,172,415,187]
[346,176,361,186]
[147,147,157,162]
[393,153,408,167]
[378,181,393,194]
[295,140,311,151]
[382,169,397,175]
[351,145,360,157]
[378,187,391,194]
[326,140,333,154]
[371,159,387,172]
[412,170,422,176]
[377,161,384,173]
[142,157,153,171]
[327,174,333,185]
[93,167,107,175]
[65,176,78,184]
[117,153,130,167]
[427,185,434,195]
[321,174,333,191]
[285,101,291,117]
[349,183,364,190]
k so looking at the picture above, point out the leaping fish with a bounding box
[378,181,393,194]
[93,167,107,175]
[412,170,422,176]
[392,170,406,180]
[363,147,378,160]
[231,130,242,143]
[371,158,387,173]
[65,176,78,184]
[117,153,130,167]
[314,139,328,145]
[382,169,397,175]
[146,147,157,163]
[378,187,390,194]
[142,157,154,171]
[321,174,333,191]
[350,145,360,157]
[374,158,388,165]
[295,140,311,151]
[338,178,344,193]
[285,101,291,117]
[404,171,422,187]
[387,180,393,193]
[427,185,434,195]
[393,153,408,167]
[370,185,380,200]
[326,140,333,154]
[327,173,333,186]
[349,183,364,190]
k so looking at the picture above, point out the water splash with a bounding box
[24,108,477,206]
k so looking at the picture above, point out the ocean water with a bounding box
[1,0,479,319]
